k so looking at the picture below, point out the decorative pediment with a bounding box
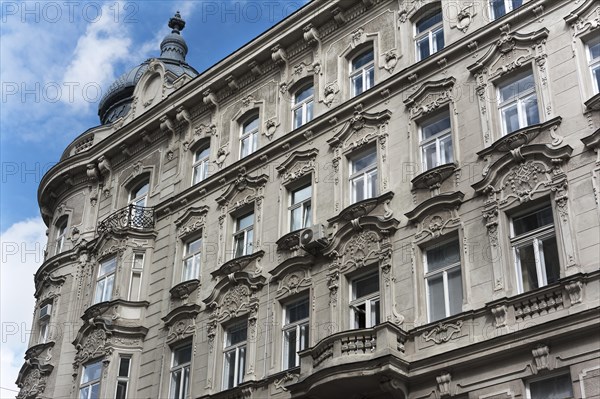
[203,273,266,323]
[16,360,54,399]
[277,148,319,184]
[216,173,269,209]
[161,303,202,344]
[472,144,573,207]
[211,250,265,278]
[421,321,463,345]
[34,272,67,299]
[323,216,399,272]
[175,205,210,238]
[95,236,128,260]
[405,191,464,223]
[467,27,549,78]
[582,127,600,151]
[328,191,394,224]
[584,93,600,111]
[412,163,458,190]
[404,78,456,120]
[170,279,201,300]
[327,110,392,151]
[564,0,600,38]
[276,230,303,251]
[477,117,563,158]
[269,256,314,298]
[406,191,464,242]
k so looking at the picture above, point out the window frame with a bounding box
[115,356,131,399]
[79,360,102,399]
[414,8,444,61]
[490,0,525,20]
[525,371,574,399]
[349,271,381,329]
[55,218,67,254]
[192,146,210,185]
[182,236,202,282]
[94,257,117,304]
[419,110,453,171]
[169,343,192,399]
[496,69,540,136]
[282,295,310,370]
[240,115,259,158]
[423,237,463,323]
[510,204,560,294]
[232,212,254,259]
[348,146,379,204]
[586,35,600,95]
[289,183,312,232]
[223,321,247,390]
[128,253,144,301]
[292,83,314,129]
[350,48,375,97]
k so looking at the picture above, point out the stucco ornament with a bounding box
[74,329,112,365]
[17,369,47,399]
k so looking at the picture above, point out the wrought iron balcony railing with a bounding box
[97,205,155,235]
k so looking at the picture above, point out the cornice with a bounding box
[581,127,600,150]
[405,191,465,223]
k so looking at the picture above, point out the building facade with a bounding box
[18,0,600,398]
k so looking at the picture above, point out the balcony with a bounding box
[97,204,155,235]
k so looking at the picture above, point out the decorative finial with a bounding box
[169,11,185,34]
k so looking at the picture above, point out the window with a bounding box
[192,146,210,184]
[282,296,309,369]
[115,356,130,399]
[349,147,378,203]
[511,205,560,293]
[129,181,149,228]
[420,111,453,171]
[128,253,144,301]
[350,272,380,329]
[38,303,51,344]
[233,212,254,258]
[169,344,191,399]
[240,116,259,157]
[587,36,600,95]
[350,48,375,96]
[415,8,444,61]
[289,184,312,231]
[79,360,102,399]
[94,257,116,304]
[424,239,463,322]
[490,0,524,20]
[497,69,539,135]
[292,84,314,129]
[182,237,201,281]
[55,219,67,254]
[223,321,247,389]
[526,373,573,399]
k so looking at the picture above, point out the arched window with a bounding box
[292,84,314,129]
[350,48,375,97]
[415,7,444,61]
[129,181,149,207]
[240,115,259,158]
[192,146,210,184]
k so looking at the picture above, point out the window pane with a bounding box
[530,374,573,399]
[234,235,245,258]
[417,36,430,60]
[300,324,309,350]
[224,351,235,389]
[292,185,311,204]
[132,183,149,199]
[351,149,377,173]
[499,71,535,102]
[354,273,379,298]
[440,134,454,164]
[423,142,437,170]
[94,279,105,304]
[422,114,451,140]
[352,74,363,95]
[518,244,539,291]
[195,147,209,161]
[491,0,506,19]
[427,275,446,322]
[590,41,600,60]
[293,108,303,129]
[371,298,381,326]
[90,383,100,399]
[593,66,600,93]
[353,302,366,328]
[116,381,127,399]
[304,203,312,228]
[246,229,253,255]
[286,297,309,323]
[525,96,539,126]
[284,329,297,369]
[240,136,250,157]
[186,238,201,254]
[368,169,378,199]
[306,100,313,122]
[448,268,463,316]
[243,116,259,134]
[291,207,303,231]
[513,206,554,235]
[366,66,375,90]
[238,347,246,384]
[416,10,442,34]
[173,345,191,366]
[82,361,102,383]
[237,213,254,230]
[352,177,365,202]
[502,104,521,134]
[227,323,247,346]
[118,358,130,377]
[542,236,560,285]
[426,240,461,272]
[104,274,114,302]
[434,27,444,52]
[352,50,374,70]
[100,258,116,276]
[295,85,313,103]
[511,0,523,9]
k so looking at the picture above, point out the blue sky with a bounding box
[0,1,308,395]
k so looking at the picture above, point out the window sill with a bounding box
[170,279,200,300]
[328,191,394,225]
[584,92,600,111]
[211,250,265,278]
[411,162,458,190]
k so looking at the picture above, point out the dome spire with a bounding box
[160,11,188,62]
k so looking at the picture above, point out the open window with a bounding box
[169,343,191,399]
[349,271,380,329]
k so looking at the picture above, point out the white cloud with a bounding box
[0,218,47,396]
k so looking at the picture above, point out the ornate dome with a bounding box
[98,12,198,125]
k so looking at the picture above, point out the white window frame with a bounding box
[129,182,149,208]
[223,322,247,390]
[419,111,453,171]
[510,205,559,294]
[94,257,116,304]
[282,296,310,370]
[169,343,191,399]
[115,356,131,399]
[233,212,254,259]
[182,237,202,282]
[240,116,259,158]
[55,219,67,254]
[349,147,378,204]
[289,183,312,232]
[79,360,102,399]
[292,84,314,129]
[525,371,574,399]
[349,272,380,329]
[423,239,462,323]
[490,0,526,20]
[414,9,444,61]
[38,303,51,344]
[587,36,600,95]
[128,253,144,301]
[497,70,539,136]
[350,48,375,97]
[192,146,210,185]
